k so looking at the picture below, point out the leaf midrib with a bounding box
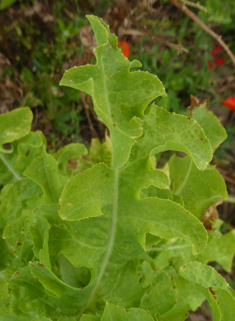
[77,168,119,318]
[174,158,193,195]
[0,152,22,181]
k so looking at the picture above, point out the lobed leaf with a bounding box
[190,101,227,151]
[60,15,166,168]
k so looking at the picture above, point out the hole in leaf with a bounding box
[57,254,91,289]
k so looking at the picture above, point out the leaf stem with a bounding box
[148,244,190,251]
[179,0,207,12]
[0,152,22,181]
[224,196,235,204]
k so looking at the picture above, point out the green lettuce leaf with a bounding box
[101,302,154,321]
[60,15,166,168]
[190,101,227,151]
[24,148,65,204]
[198,230,235,272]
[0,14,230,321]
[169,155,227,218]
[180,262,235,320]
[0,131,45,186]
[0,108,33,147]
[55,143,88,175]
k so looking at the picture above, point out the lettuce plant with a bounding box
[0,15,235,321]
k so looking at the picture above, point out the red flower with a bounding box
[118,41,130,58]
[208,61,213,70]
[208,45,225,70]
[214,57,225,66]
[212,45,221,57]
[223,96,235,112]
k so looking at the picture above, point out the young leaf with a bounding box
[74,136,112,173]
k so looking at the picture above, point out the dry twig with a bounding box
[169,0,235,66]
[179,0,207,12]
[130,16,189,54]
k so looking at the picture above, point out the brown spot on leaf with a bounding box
[125,310,129,312]
[200,201,222,230]
[37,263,44,267]
[208,287,216,296]
[26,150,30,156]
[67,158,78,169]
[17,242,22,246]
[139,278,142,283]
